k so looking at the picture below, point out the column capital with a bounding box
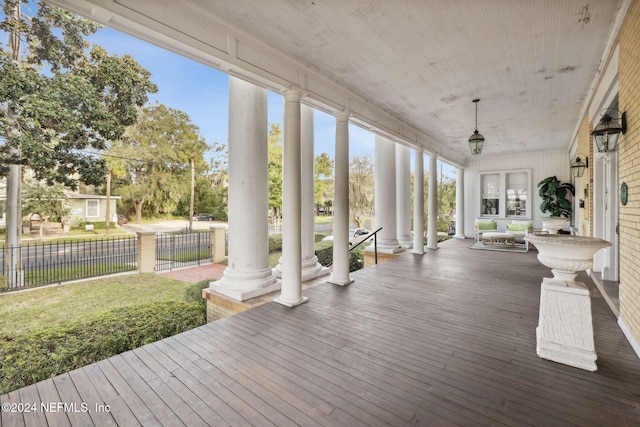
[283,88,303,101]
[334,111,350,122]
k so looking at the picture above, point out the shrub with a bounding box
[72,221,109,230]
[349,248,364,272]
[315,240,334,266]
[269,234,283,253]
[0,301,205,395]
[184,279,211,310]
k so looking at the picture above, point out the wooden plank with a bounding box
[67,367,120,427]
[18,385,46,427]
[151,337,275,427]
[116,350,200,426]
[35,378,70,427]
[51,373,94,426]
[133,346,225,426]
[79,363,140,427]
[97,358,162,426]
[1,390,26,427]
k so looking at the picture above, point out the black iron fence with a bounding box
[155,231,212,271]
[1,236,137,291]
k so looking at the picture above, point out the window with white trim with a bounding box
[86,200,99,218]
[479,169,531,218]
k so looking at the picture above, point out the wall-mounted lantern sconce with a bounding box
[468,99,485,155]
[571,155,589,178]
[592,109,626,153]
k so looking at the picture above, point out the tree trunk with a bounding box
[189,158,195,231]
[105,169,111,235]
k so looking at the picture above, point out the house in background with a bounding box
[66,193,119,226]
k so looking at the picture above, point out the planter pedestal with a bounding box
[537,276,596,371]
[526,234,611,371]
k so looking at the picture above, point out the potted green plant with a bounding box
[537,176,575,233]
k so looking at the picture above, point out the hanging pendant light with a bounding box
[468,99,484,155]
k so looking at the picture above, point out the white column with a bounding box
[275,90,308,307]
[301,105,329,281]
[212,77,279,301]
[396,144,412,248]
[427,154,439,250]
[277,104,328,282]
[455,166,466,239]
[412,148,425,254]
[328,113,353,286]
[371,135,402,253]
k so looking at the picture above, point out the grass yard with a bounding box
[0,274,209,394]
[0,274,195,337]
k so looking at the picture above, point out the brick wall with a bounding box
[618,0,640,346]
[203,289,249,322]
[575,114,593,236]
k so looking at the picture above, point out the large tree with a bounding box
[107,103,208,221]
[0,0,157,187]
[22,179,70,240]
[267,123,283,222]
[314,152,334,215]
[191,142,228,221]
[349,155,374,228]
[0,0,156,287]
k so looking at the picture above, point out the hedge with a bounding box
[72,221,110,229]
[315,240,334,266]
[314,241,364,272]
[269,234,283,253]
[0,301,205,395]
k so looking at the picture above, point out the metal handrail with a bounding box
[327,227,383,267]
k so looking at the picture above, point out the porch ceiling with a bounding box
[190,0,623,159]
[50,0,625,161]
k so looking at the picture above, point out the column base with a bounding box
[212,267,280,302]
[411,246,426,255]
[328,275,354,286]
[274,295,309,307]
[536,277,597,371]
[454,234,466,240]
[274,256,330,282]
[398,238,413,249]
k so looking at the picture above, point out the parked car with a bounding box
[193,213,215,221]
[447,220,456,235]
[322,228,372,246]
[117,214,128,225]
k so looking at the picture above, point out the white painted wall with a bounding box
[463,150,570,237]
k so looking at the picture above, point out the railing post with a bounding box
[210,225,227,263]
[137,232,157,273]
[374,233,378,264]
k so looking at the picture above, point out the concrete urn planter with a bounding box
[539,217,568,234]
[525,233,611,371]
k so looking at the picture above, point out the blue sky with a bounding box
[88,27,377,162]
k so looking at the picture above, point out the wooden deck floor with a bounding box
[2,238,640,426]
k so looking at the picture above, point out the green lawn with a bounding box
[0,274,195,337]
